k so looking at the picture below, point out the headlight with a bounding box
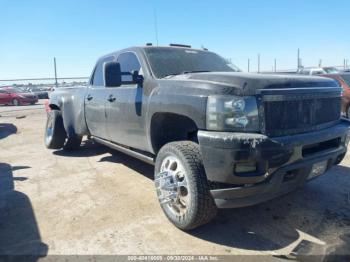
[206,95,259,131]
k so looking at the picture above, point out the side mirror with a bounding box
[104,62,122,87]
[132,70,144,85]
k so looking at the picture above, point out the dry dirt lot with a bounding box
[0,103,350,260]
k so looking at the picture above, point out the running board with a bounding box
[93,137,155,165]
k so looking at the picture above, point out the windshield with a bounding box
[324,67,340,74]
[8,87,25,93]
[144,47,240,78]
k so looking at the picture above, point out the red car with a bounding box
[0,87,38,106]
[322,73,350,118]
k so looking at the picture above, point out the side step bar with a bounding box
[93,137,155,165]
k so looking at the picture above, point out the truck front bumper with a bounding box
[198,120,350,208]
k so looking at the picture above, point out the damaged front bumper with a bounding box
[198,120,350,208]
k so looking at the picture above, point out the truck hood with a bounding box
[163,72,339,95]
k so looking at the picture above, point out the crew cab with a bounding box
[45,45,350,230]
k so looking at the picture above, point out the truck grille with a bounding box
[261,89,341,137]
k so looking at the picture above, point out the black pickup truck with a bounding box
[45,45,350,230]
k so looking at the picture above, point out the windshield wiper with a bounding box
[162,74,181,78]
[182,70,211,74]
[162,71,211,79]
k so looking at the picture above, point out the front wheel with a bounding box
[12,99,20,106]
[347,107,350,119]
[154,141,217,230]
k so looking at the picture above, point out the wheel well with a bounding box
[150,113,198,153]
[49,104,60,111]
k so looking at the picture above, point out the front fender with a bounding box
[145,85,208,154]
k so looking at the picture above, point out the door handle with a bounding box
[107,95,116,102]
[86,94,93,101]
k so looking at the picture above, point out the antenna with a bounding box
[154,8,159,46]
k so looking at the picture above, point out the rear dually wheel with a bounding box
[45,110,82,150]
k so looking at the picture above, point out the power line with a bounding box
[0,77,88,82]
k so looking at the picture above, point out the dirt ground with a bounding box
[0,103,350,260]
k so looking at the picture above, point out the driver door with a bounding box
[105,52,148,151]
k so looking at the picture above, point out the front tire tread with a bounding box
[156,141,217,230]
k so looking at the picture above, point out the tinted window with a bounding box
[144,47,240,78]
[7,87,23,93]
[92,56,114,86]
[117,52,141,82]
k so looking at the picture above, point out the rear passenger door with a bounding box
[105,52,148,150]
[85,56,114,139]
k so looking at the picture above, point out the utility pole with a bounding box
[274,58,277,72]
[248,58,250,72]
[297,48,300,70]
[319,59,322,67]
[257,53,260,73]
[54,57,58,89]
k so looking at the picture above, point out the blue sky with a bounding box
[1,0,349,80]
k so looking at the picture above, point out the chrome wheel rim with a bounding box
[155,155,190,216]
[13,99,19,106]
[45,113,54,144]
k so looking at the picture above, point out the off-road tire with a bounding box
[155,141,217,230]
[45,110,66,149]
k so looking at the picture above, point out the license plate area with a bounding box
[308,160,328,180]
